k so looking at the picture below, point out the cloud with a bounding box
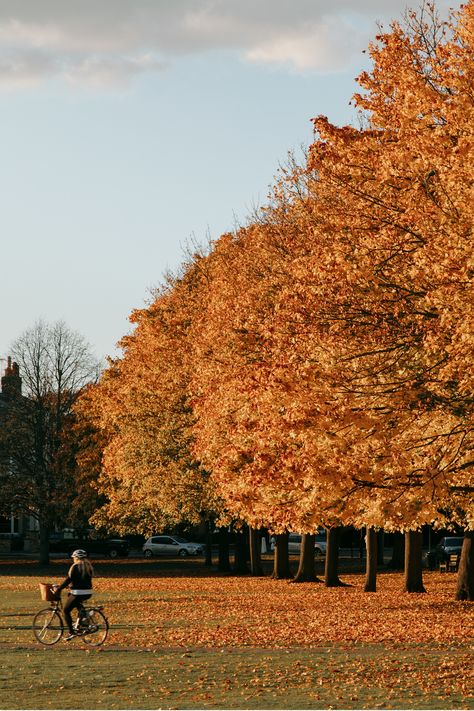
[0,49,56,88]
[63,54,168,89]
[0,0,454,89]
[244,16,365,72]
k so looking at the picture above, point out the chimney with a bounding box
[1,356,22,397]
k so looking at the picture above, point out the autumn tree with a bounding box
[78,260,224,540]
[189,217,351,584]
[299,0,474,594]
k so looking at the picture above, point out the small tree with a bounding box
[0,320,100,564]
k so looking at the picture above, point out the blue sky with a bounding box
[0,0,452,366]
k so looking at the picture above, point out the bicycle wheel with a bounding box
[81,609,109,646]
[33,608,64,645]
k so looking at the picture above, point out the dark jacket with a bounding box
[58,562,93,594]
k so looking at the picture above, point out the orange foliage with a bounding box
[303,0,474,528]
[191,0,474,533]
[75,1,474,548]
[76,265,223,535]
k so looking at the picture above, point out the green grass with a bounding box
[1,644,471,710]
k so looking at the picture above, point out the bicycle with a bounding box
[33,583,109,646]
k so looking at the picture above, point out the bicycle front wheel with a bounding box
[33,608,63,645]
[82,609,109,646]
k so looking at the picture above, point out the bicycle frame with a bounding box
[50,596,103,616]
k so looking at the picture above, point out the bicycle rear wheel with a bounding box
[33,608,63,645]
[81,609,109,646]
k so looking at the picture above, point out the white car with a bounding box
[288,532,327,557]
[143,535,203,558]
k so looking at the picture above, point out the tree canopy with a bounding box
[78,0,473,593]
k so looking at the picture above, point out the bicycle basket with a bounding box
[39,583,60,601]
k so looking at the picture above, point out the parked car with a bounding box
[143,535,204,558]
[288,532,327,557]
[424,536,464,568]
[49,535,130,558]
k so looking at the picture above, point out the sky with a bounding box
[0,0,453,368]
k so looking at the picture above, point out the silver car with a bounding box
[143,535,203,558]
[288,532,327,557]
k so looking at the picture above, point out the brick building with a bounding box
[0,358,37,551]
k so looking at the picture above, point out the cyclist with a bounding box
[57,549,94,640]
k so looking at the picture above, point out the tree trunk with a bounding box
[217,526,231,572]
[386,531,405,569]
[325,526,344,587]
[249,527,263,576]
[38,520,50,566]
[403,530,426,593]
[364,527,378,592]
[456,531,474,601]
[293,533,319,583]
[233,527,250,574]
[204,519,213,567]
[272,532,293,579]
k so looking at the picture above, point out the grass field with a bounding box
[0,557,473,710]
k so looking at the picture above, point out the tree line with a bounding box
[0,2,472,598]
[79,2,474,599]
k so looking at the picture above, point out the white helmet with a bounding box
[71,549,88,559]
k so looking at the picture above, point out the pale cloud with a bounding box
[63,54,168,89]
[0,49,55,88]
[245,16,364,72]
[0,0,454,89]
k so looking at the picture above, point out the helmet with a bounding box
[71,549,88,559]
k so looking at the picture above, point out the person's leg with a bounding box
[63,594,80,634]
[76,595,92,625]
